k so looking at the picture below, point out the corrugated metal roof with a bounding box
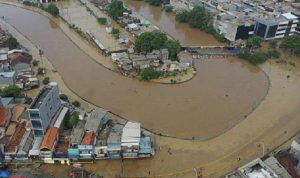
[121,121,141,146]
[54,107,68,128]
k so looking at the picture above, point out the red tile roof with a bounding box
[40,127,58,150]
[277,153,300,178]
[8,53,31,67]
[177,51,193,62]
[11,104,27,122]
[4,121,27,153]
[81,131,95,145]
[0,107,9,127]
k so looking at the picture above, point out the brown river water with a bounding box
[0,4,269,139]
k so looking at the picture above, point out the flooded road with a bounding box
[123,0,222,46]
[0,4,269,139]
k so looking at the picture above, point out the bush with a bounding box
[0,85,23,98]
[266,50,281,59]
[23,1,38,6]
[72,100,81,107]
[6,36,19,50]
[141,68,162,80]
[66,112,80,129]
[107,0,125,20]
[59,94,69,101]
[42,77,50,85]
[112,28,120,39]
[37,67,45,75]
[164,5,173,12]
[269,40,278,49]
[147,0,162,6]
[97,17,107,25]
[47,3,59,17]
[238,50,280,64]
[280,35,300,55]
[32,60,39,66]
[246,36,262,49]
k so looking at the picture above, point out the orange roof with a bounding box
[4,121,27,153]
[0,107,9,127]
[11,104,27,122]
[40,127,58,150]
[81,131,95,145]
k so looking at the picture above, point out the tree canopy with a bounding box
[280,35,300,55]
[107,0,125,20]
[134,31,167,53]
[134,32,181,61]
[47,4,59,17]
[6,36,19,50]
[141,67,162,80]
[246,36,262,49]
[0,85,23,98]
[66,112,80,129]
[175,6,227,42]
[238,50,280,65]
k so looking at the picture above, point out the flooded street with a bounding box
[123,0,222,46]
[0,4,269,139]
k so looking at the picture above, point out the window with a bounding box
[267,25,277,38]
[29,111,40,119]
[255,22,267,38]
[33,129,43,137]
[31,120,42,128]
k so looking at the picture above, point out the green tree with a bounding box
[47,4,59,17]
[134,31,167,53]
[32,60,39,66]
[164,39,181,61]
[59,94,68,101]
[42,77,50,85]
[97,17,107,25]
[0,85,23,98]
[72,100,81,107]
[246,36,262,49]
[176,10,189,23]
[164,5,173,12]
[66,112,80,129]
[107,0,125,20]
[147,0,162,6]
[37,67,45,75]
[141,68,162,80]
[280,35,300,55]
[6,36,19,50]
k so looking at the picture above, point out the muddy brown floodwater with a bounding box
[123,0,222,46]
[0,4,269,139]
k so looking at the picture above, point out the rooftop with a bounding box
[11,104,27,122]
[4,121,27,154]
[70,120,86,144]
[40,127,58,150]
[53,107,68,128]
[84,107,108,133]
[121,121,141,145]
[81,131,95,145]
[0,107,9,127]
[30,84,58,109]
[5,122,17,136]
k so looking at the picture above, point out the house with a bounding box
[160,48,169,61]
[8,53,32,73]
[0,48,8,63]
[146,53,160,67]
[0,107,12,139]
[138,136,154,158]
[111,52,132,72]
[68,120,86,160]
[53,135,70,165]
[0,71,16,88]
[39,126,59,163]
[28,83,61,137]
[16,129,34,161]
[78,131,95,160]
[84,107,108,136]
[177,51,193,67]
[107,124,123,159]
[127,23,140,31]
[3,121,27,162]
[130,54,151,70]
[121,121,141,158]
[160,60,180,72]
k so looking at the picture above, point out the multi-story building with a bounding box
[254,13,299,40]
[28,83,61,138]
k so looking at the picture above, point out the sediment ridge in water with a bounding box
[0,4,269,139]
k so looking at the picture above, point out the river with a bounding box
[0,3,269,139]
[123,0,222,46]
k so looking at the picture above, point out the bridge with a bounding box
[181,45,239,59]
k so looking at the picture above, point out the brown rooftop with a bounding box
[0,107,9,127]
[4,121,27,153]
[11,104,27,122]
[40,127,58,150]
[81,131,95,145]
